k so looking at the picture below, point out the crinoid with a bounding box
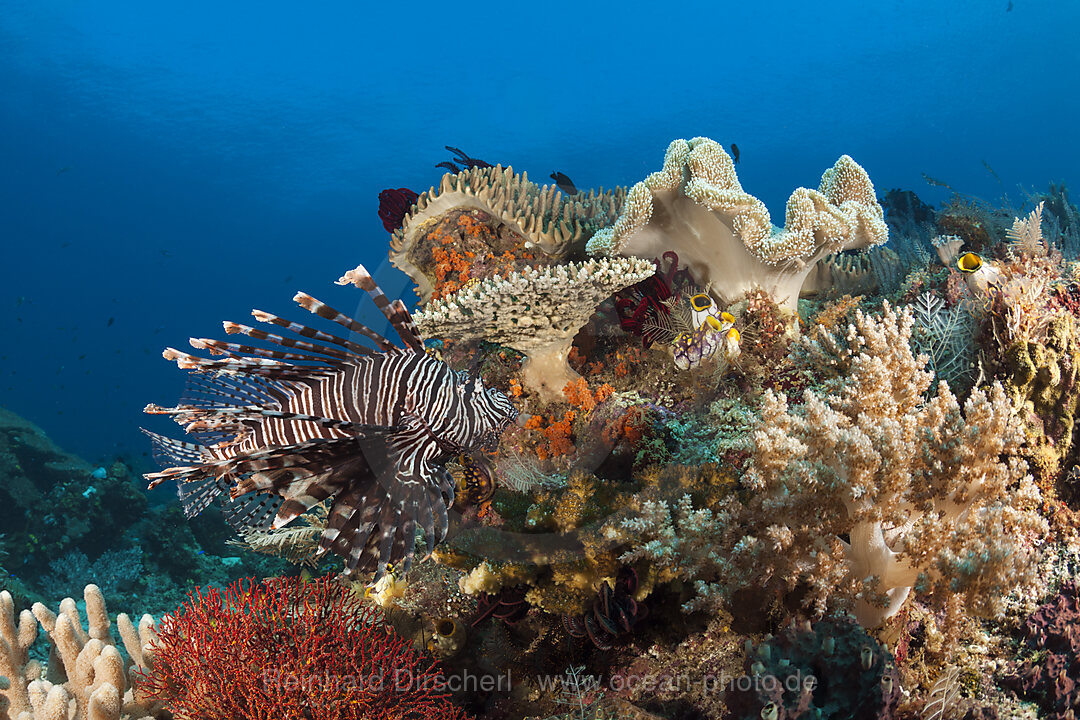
[563,567,647,650]
[378,187,419,233]
[472,586,529,626]
[614,251,693,347]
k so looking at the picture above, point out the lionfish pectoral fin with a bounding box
[175,474,234,519]
[222,491,283,533]
[141,428,207,467]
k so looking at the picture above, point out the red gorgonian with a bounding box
[138,575,472,720]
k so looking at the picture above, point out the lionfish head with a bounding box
[475,381,518,452]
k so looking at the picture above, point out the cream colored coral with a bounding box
[390,165,626,301]
[413,257,655,401]
[0,585,162,720]
[743,303,1047,626]
[587,137,887,311]
[618,304,1048,629]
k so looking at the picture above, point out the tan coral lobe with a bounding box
[587,137,887,312]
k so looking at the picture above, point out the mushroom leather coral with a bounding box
[587,137,888,312]
[139,576,471,720]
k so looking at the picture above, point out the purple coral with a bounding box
[1003,581,1080,719]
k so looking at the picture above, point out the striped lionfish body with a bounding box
[143,264,518,579]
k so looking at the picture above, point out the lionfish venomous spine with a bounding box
[143,264,518,579]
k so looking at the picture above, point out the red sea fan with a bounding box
[138,576,472,720]
[379,188,419,233]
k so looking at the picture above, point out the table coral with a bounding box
[391,165,626,301]
[413,257,656,401]
[586,137,888,313]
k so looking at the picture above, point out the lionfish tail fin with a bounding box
[336,264,425,353]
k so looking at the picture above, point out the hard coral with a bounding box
[141,576,471,720]
[414,258,655,401]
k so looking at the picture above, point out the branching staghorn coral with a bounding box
[586,137,888,313]
[0,585,162,720]
[413,257,655,401]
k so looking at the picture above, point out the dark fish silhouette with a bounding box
[1006,1,1013,10]
[444,146,492,169]
[107,317,115,327]
[730,144,740,164]
[435,161,460,173]
[550,172,578,195]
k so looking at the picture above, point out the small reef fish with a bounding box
[674,294,738,370]
[549,172,578,195]
[453,454,496,510]
[730,144,740,164]
[444,146,492,169]
[957,251,1002,296]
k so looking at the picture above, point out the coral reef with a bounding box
[413,257,655,400]
[16,136,1080,720]
[586,137,887,313]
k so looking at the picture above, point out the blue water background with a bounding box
[1,0,1077,473]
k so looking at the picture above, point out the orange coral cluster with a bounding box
[562,377,614,414]
[425,211,541,300]
[524,410,577,461]
[602,405,650,449]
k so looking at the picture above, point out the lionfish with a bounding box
[142,264,518,579]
